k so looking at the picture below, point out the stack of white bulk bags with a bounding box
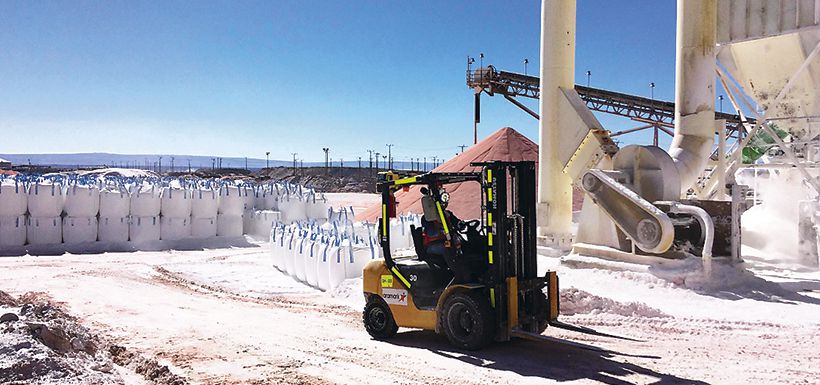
[63,181,100,244]
[98,183,130,242]
[0,178,27,248]
[191,185,218,238]
[325,238,345,289]
[160,182,191,240]
[284,231,299,276]
[130,182,161,243]
[217,184,244,237]
[27,180,64,245]
[270,225,285,270]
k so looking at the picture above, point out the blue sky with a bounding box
[0,0,690,163]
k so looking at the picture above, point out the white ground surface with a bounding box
[0,194,818,384]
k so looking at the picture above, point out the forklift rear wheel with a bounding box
[440,291,494,350]
[363,296,398,340]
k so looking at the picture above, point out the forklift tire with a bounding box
[363,296,398,340]
[535,291,549,334]
[440,291,494,350]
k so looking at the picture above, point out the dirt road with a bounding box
[0,245,817,384]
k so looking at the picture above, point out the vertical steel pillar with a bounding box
[536,0,575,246]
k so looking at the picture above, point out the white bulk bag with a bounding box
[306,194,330,220]
[271,227,289,272]
[285,232,300,277]
[389,217,412,251]
[99,186,130,218]
[346,239,376,279]
[130,183,161,217]
[279,194,307,223]
[98,216,129,243]
[160,216,191,240]
[63,184,100,217]
[191,217,217,238]
[253,210,281,237]
[315,240,331,291]
[294,235,308,282]
[62,216,97,243]
[191,188,218,218]
[0,215,27,247]
[217,185,244,216]
[326,241,346,289]
[27,181,64,218]
[304,238,320,287]
[216,214,243,237]
[254,188,273,210]
[270,226,283,269]
[0,180,27,217]
[129,216,160,243]
[242,209,254,235]
[160,187,191,218]
[27,216,62,245]
[241,186,255,210]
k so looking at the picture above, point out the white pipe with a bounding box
[669,202,713,276]
[536,0,575,244]
[669,0,717,195]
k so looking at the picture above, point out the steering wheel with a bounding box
[457,219,481,234]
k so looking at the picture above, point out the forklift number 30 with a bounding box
[408,274,418,282]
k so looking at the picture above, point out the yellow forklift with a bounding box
[361,161,561,349]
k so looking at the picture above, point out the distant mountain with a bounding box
[0,153,312,171]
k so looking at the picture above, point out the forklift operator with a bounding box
[419,187,462,266]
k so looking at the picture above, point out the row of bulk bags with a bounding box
[270,224,377,291]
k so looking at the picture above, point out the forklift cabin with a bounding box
[361,161,559,349]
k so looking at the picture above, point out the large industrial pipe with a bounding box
[669,0,717,195]
[537,0,575,244]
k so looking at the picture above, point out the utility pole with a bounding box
[423,157,426,172]
[188,159,191,173]
[382,155,387,171]
[524,58,529,76]
[245,157,248,170]
[291,153,298,173]
[367,149,374,170]
[322,148,330,174]
[458,144,468,153]
[211,158,215,170]
[432,156,438,169]
[170,157,175,173]
[586,70,591,87]
[358,156,362,168]
[374,152,380,170]
[386,144,394,170]
[265,152,270,168]
[341,158,344,169]
[158,156,163,174]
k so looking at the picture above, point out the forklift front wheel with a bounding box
[440,291,494,350]
[363,296,398,340]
